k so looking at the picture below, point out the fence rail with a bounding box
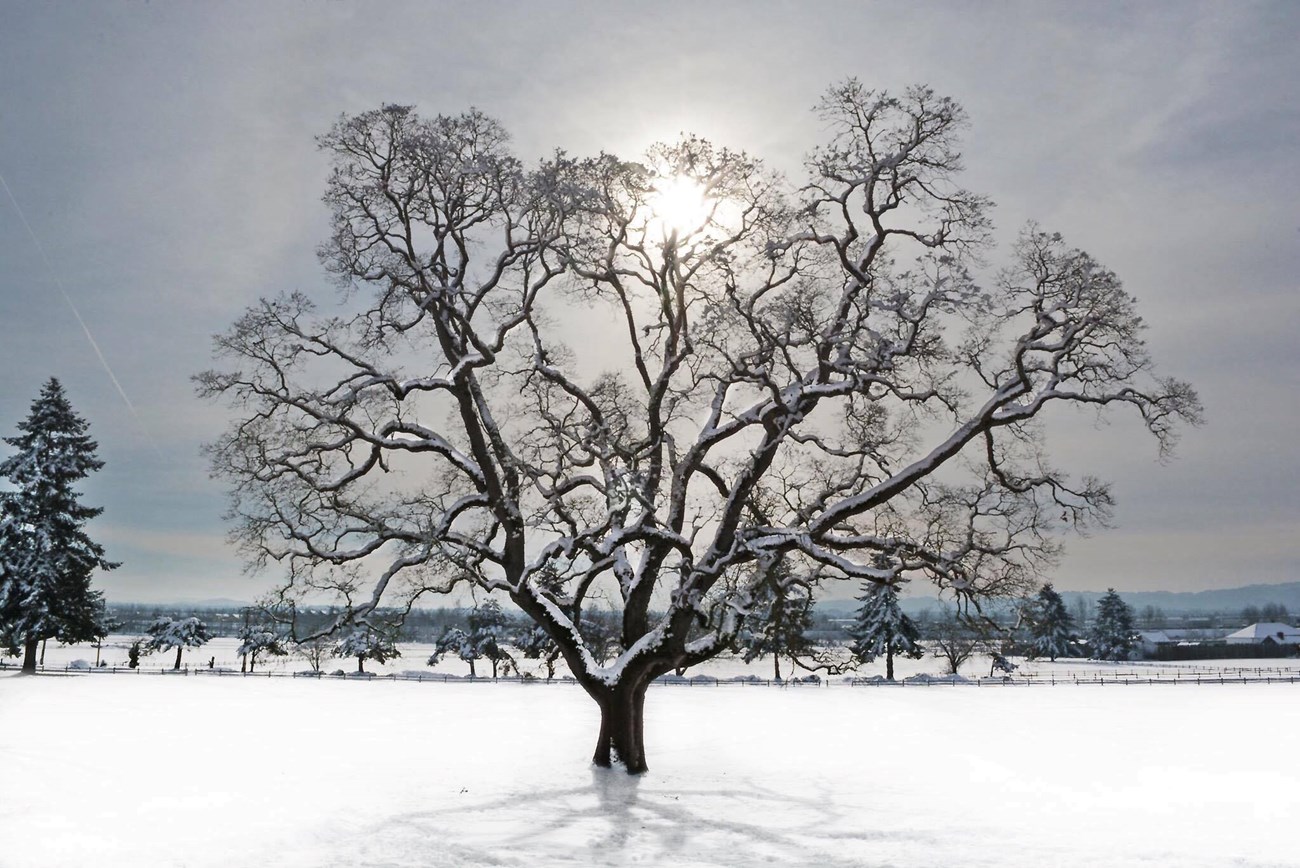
[6,662,1300,688]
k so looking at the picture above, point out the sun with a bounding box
[645,175,711,240]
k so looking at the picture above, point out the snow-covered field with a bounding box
[2,673,1297,867]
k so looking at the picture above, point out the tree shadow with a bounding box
[304,767,937,867]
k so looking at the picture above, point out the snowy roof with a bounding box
[1224,623,1300,643]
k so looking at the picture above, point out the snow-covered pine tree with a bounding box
[1088,588,1139,661]
[847,582,923,681]
[736,568,815,681]
[0,379,117,673]
[145,616,214,670]
[333,625,400,674]
[1026,583,1075,661]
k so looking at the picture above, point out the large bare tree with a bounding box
[198,82,1200,773]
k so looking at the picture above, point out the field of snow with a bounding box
[2,673,1297,867]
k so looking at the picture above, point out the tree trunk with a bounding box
[886,648,895,681]
[357,655,365,674]
[593,680,650,775]
[468,659,476,678]
[39,639,47,665]
[174,646,184,670]
[22,637,38,674]
[774,655,782,681]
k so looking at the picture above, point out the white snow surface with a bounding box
[1,674,1297,867]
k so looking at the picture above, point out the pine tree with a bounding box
[848,582,923,681]
[737,574,815,681]
[0,379,117,673]
[1089,588,1139,661]
[145,617,213,670]
[1025,583,1075,662]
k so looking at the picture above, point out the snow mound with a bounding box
[904,673,970,684]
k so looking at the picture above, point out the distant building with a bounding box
[1224,623,1300,647]
[1138,630,1174,656]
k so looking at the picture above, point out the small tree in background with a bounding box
[0,379,117,673]
[1089,588,1138,661]
[295,634,333,672]
[929,611,985,675]
[237,625,288,672]
[1261,603,1289,623]
[517,624,561,680]
[430,599,515,678]
[847,582,922,681]
[1025,583,1074,662]
[145,616,213,670]
[429,627,478,676]
[736,566,816,680]
[333,625,400,674]
[126,639,143,669]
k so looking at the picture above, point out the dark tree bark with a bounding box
[592,678,651,775]
[174,646,183,670]
[886,647,895,682]
[22,637,38,674]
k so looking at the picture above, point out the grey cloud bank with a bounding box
[1,1,1296,601]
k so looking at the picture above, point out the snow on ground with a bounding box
[1,673,1297,867]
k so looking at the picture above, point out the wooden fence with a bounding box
[7,662,1300,688]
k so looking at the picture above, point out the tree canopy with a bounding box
[200,81,1200,772]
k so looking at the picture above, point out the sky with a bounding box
[0,1,1296,603]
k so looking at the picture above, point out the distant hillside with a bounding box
[817,581,1300,618]
[1055,582,1300,616]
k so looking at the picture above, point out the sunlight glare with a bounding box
[647,175,711,240]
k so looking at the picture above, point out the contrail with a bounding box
[0,172,166,460]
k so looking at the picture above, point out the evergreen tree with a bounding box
[145,616,214,670]
[1089,588,1139,661]
[0,379,117,673]
[1025,583,1074,662]
[126,639,142,669]
[848,582,923,681]
[737,574,815,681]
